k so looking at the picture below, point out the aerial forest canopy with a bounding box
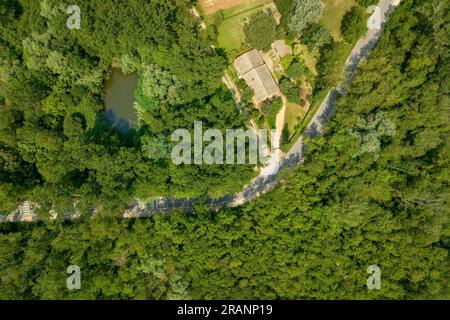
[0,0,256,215]
[0,0,448,299]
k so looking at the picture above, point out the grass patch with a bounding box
[217,17,247,52]
[292,42,318,76]
[216,1,274,52]
[281,87,330,153]
[273,70,284,81]
[320,0,356,41]
[284,101,306,138]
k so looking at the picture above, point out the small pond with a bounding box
[104,69,139,133]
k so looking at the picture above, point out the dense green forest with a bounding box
[0,0,448,299]
[0,0,257,216]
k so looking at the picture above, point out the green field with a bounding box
[216,0,274,52]
[320,0,356,40]
[283,101,306,139]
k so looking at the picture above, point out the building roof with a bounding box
[272,40,292,58]
[234,49,264,76]
[234,50,279,104]
[242,65,279,104]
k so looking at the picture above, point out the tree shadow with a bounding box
[86,112,142,149]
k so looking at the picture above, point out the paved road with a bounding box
[1,0,401,223]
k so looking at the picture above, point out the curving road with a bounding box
[1,0,401,223]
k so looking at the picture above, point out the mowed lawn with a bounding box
[284,101,307,139]
[216,0,274,52]
[320,0,356,40]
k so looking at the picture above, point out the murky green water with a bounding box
[104,69,139,132]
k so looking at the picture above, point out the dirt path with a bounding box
[275,96,286,150]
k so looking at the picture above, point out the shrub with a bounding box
[261,96,283,128]
[280,78,300,103]
[280,55,294,70]
[300,23,332,50]
[141,64,183,105]
[286,60,307,81]
[281,123,290,145]
[244,11,277,50]
[341,6,368,44]
[141,135,170,161]
[205,11,224,42]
